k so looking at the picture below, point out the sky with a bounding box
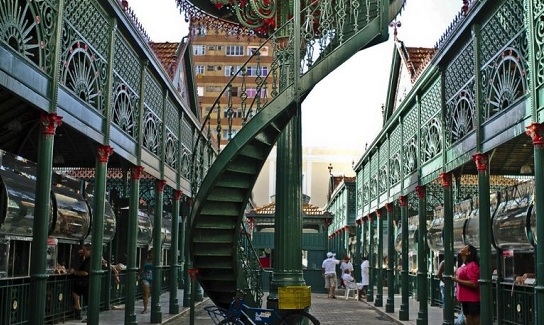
[128,0,461,155]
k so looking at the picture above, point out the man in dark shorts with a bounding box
[70,244,91,320]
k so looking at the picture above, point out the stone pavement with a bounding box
[61,288,444,324]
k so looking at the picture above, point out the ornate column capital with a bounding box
[526,123,544,146]
[187,268,199,280]
[385,202,393,213]
[131,166,144,180]
[40,113,63,135]
[472,153,489,171]
[156,179,167,192]
[439,172,452,188]
[97,145,114,163]
[398,195,408,207]
[367,214,373,222]
[376,209,382,218]
[174,190,183,201]
[415,185,426,199]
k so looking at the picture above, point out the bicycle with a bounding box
[205,289,320,325]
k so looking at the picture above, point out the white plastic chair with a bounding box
[344,286,360,300]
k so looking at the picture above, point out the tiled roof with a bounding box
[404,47,437,82]
[149,42,180,79]
[249,202,327,216]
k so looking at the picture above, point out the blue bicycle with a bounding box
[205,289,320,325]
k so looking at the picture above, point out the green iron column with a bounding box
[362,218,367,259]
[355,219,362,281]
[472,154,492,325]
[125,166,144,325]
[169,190,183,314]
[88,146,114,325]
[183,198,192,308]
[367,214,375,302]
[375,209,384,307]
[526,124,544,323]
[268,106,305,306]
[29,114,62,325]
[416,186,428,325]
[385,203,395,313]
[151,180,167,323]
[440,173,454,325]
[398,195,409,321]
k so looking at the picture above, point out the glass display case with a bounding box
[137,210,153,247]
[85,200,117,244]
[427,217,444,252]
[50,184,91,243]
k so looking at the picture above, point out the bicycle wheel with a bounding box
[280,311,320,325]
[218,318,244,325]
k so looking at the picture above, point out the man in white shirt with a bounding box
[322,252,340,299]
[339,256,354,288]
[360,256,370,296]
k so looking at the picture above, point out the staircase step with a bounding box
[239,143,269,160]
[192,229,235,243]
[225,159,260,175]
[194,257,234,269]
[215,171,253,189]
[208,187,247,202]
[193,243,234,256]
[200,201,242,216]
[194,215,238,228]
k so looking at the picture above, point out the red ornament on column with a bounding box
[439,172,452,188]
[472,153,489,171]
[415,185,426,199]
[398,195,408,207]
[376,209,382,218]
[385,202,393,213]
[97,145,114,163]
[174,190,183,201]
[40,113,63,135]
[526,123,544,147]
[156,179,167,192]
[187,268,199,280]
[131,166,144,180]
[367,214,373,222]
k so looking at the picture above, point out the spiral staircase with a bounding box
[188,0,406,308]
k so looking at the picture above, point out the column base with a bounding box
[374,295,383,307]
[416,314,427,325]
[399,306,409,321]
[385,300,394,313]
[150,311,162,323]
[169,301,180,314]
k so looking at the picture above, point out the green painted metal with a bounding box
[399,196,409,321]
[368,215,375,302]
[416,186,428,325]
[441,174,454,325]
[385,204,395,313]
[88,148,111,325]
[151,181,165,323]
[183,198,192,308]
[375,210,384,307]
[169,191,182,314]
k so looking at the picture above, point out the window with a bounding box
[207,65,215,71]
[208,45,216,50]
[206,86,222,92]
[194,65,204,75]
[246,88,268,98]
[197,86,204,96]
[225,65,241,76]
[223,108,243,118]
[247,46,269,57]
[193,45,205,56]
[222,128,238,139]
[246,66,269,77]
[226,45,244,56]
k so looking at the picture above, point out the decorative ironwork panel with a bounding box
[480,0,525,66]
[181,118,194,153]
[390,125,401,155]
[142,107,162,156]
[60,36,107,114]
[370,152,379,199]
[363,165,370,206]
[403,105,418,140]
[0,0,59,74]
[164,98,179,170]
[112,77,139,138]
[420,80,442,162]
[64,0,109,56]
[531,0,544,91]
[481,36,529,120]
[180,147,191,180]
[403,136,417,175]
[446,80,475,145]
[444,39,474,102]
[144,71,163,115]
[389,152,401,186]
[113,33,141,95]
[378,142,388,194]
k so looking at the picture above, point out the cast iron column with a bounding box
[355,219,362,281]
[527,124,544,323]
[362,218,367,258]
[440,172,454,325]
[188,268,198,325]
[29,114,62,325]
[268,107,305,306]
[472,154,492,324]
[368,214,375,302]
[169,190,182,314]
[416,185,428,325]
[88,146,114,325]
[375,209,384,307]
[183,198,192,308]
[125,166,144,325]
[385,203,395,313]
[151,180,166,323]
[398,195,409,321]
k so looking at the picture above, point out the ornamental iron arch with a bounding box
[112,83,138,137]
[389,153,401,185]
[449,89,475,143]
[379,165,388,193]
[403,137,417,174]
[485,47,527,119]
[422,117,442,162]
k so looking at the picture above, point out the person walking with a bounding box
[453,244,480,325]
[69,244,91,321]
[139,251,153,314]
[322,252,340,299]
[360,256,369,296]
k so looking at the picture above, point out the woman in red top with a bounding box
[453,244,480,325]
